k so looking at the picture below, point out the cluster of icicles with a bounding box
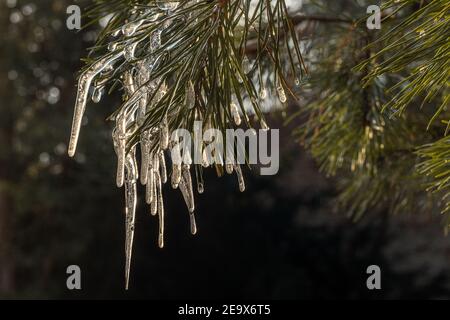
[68,4,250,289]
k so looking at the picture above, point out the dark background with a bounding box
[1,0,450,299]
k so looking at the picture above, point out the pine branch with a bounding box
[356,0,450,129]
[67,0,306,288]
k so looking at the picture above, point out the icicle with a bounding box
[68,52,123,157]
[185,81,196,109]
[226,163,234,174]
[202,148,210,168]
[234,164,246,192]
[127,148,139,181]
[113,111,127,187]
[150,172,158,216]
[92,86,104,103]
[155,171,165,248]
[159,151,167,183]
[230,103,241,126]
[145,159,154,204]
[153,151,160,172]
[179,165,195,213]
[190,213,197,235]
[197,182,204,194]
[171,164,182,189]
[277,85,287,103]
[140,131,150,185]
[160,115,169,150]
[124,152,137,290]
[183,165,195,213]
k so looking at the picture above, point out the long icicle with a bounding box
[146,158,155,204]
[140,131,150,185]
[68,52,123,157]
[114,111,127,187]
[156,170,165,248]
[151,154,160,216]
[159,151,168,184]
[124,151,137,290]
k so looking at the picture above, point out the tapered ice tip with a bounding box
[68,147,75,158]
[158,234,164,249]
[190,214,197,235]
[68,135,78,157]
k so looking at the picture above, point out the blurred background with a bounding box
[2,0,450,299]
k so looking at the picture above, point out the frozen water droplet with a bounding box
[230,103,241,126]
[197,182,204,194]
[259,88,267,100]
[190,213,197,235]
[92,86,104,103]
[277,86,287,103]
